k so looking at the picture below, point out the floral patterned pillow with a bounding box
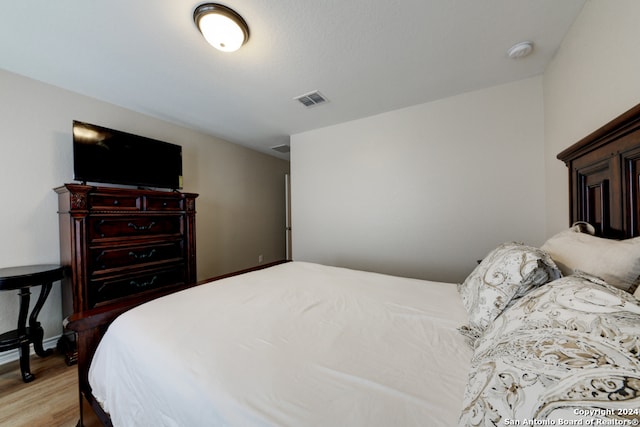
[458,242,561,336]
[459,274,640,426]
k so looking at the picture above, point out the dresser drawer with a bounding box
[89,216,182,240]
[89,266,185,307]
[89,194,141,210]
[90,241,184,273]
[145,196,184,211]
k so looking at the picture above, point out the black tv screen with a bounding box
[73,121,183,189]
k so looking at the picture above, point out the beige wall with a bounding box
[291,77,546,283]
[544,0,640,235]
[0,69,289,342]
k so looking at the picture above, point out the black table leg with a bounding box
[17,288,34,383]
[0,264,64,382]
[30,282,53,357]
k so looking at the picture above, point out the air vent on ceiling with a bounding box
[294,90,328,108]
[271,144,290,153]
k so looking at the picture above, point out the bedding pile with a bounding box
[457,227,640,426]
[89,262,472,427]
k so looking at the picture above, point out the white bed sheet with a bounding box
[89,262,472,427]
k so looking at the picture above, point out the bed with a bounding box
[68,103,640,427]
[89,262,472,426]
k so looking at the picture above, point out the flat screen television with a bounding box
[73,121,183,190]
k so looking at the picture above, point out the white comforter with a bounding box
[89,262,471,426]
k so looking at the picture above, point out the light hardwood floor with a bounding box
[0,351,100,427]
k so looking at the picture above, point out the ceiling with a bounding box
[0,1,585,160]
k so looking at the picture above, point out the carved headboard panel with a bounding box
[558,103,640,239]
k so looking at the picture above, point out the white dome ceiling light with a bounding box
[193,3,249,53]
[507,41,534,59]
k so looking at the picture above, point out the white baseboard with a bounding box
[0,335,61,366]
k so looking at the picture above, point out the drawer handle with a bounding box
[127,221,156,231]
[95,250,108,269]
[130,276,158,289]
[95,220,106,237]
[128,249,157,260]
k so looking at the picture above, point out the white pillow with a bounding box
[541,228,640,293]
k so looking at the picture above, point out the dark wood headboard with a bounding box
[557,103,640,239]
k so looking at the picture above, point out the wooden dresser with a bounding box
[55,184,198,316]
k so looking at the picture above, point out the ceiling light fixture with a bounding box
[507,41,534,59]
[193,3,249,52]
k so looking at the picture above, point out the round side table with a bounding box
[0,264,64,382]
